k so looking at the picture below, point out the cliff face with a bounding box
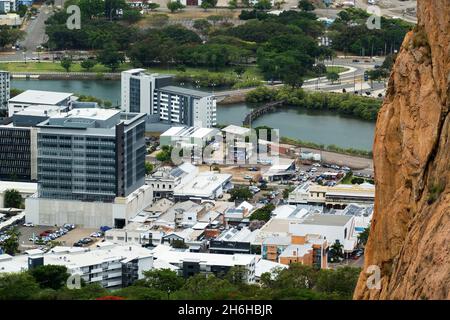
[354,0,450,300]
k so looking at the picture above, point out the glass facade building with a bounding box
[36,108,146,202]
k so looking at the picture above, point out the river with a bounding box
[11,79,375,150]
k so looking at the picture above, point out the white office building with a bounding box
[8,90,75,117]
[0,0,16,13]
[121,69,217,128]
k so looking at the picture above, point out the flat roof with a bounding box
[161,126,217,139]
[14,105,62,117]
[255,258,287,278]
[300,214,353,226]
[158,86,213,98]
[174,172,232,198]
[9,90,73,105]
[222,125,251,136]
[55,108,120,121]
[152,245,255,267]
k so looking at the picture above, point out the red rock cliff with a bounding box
[353,0,450,300]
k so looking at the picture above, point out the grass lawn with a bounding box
[0,61,133,73]
[326,66,349,74]
[0,61,263,80]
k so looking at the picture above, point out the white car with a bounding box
[313,163,321,167]
[23,222,34,227]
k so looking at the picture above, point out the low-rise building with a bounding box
[146,163,198,199]
[8,90,75,117]
[263,159,296,182]
[289,214,357,252]
[278,234,328,269]
[151,244,256,282]
[0,243,153,289]
[173,172,233,201]
[0,181,37,208]
[209,227,254,255]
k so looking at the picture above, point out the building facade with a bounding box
[0,71,9,112]
[121,69,216,128]
[36,108,146,202]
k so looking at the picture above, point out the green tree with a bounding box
[3,189,22,208]
[80,59,96,71]
[148,3,160,11]
[142,268,185,293]
[28,265,70,290]
[234,65,246,78]
[225,266,247,285]
[123,9,142,23]
[283,185,295,199]
[193,19,212,37]
[329,240,344,262]
[357,225,370,246]
[56,283,108,300]
[156,145,173,163]
[60,56,73,72]
[326,71,339,84]
[316,266,361,299]
[145,162,154,175]
[167,0,185,13]
[254,0,272,10]
[298,0,315,11]
[114,286,164,299]
[229,186,253,201]
[200,1,212,11]
[1,228,20,256]
[97,42,125,71]
[249,203,275,221]
[228,0,237,11]
[78,0,104,19]
[0,272,39,300]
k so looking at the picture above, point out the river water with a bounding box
[11,79,375,150]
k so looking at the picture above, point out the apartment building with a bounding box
[121,69,217,128]
[0,0,16,13]
[0,244,153,289]
[152,244,256,283]
[0,70,9,112]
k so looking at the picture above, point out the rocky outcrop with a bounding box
[353,0,450,300]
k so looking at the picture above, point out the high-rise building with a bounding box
[121,69,217,128]
[0,105,61,182]
[0,70,10,113]
[36,107,147,202]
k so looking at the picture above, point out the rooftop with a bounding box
[0,181,37,194]
[300,214,353,227]
[222,125,251,136]
[173,172,232,198]
[161,126,218,139]
[152,244,255,267]
[158,86,213,98]
[9,90,73,105]
[255,258,287,279]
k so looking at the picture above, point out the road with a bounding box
[0,4,55,62]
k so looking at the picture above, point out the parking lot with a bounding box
[18,225,102,251]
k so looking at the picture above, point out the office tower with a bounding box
[36,108,146,202]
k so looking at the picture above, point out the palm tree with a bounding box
[329,240,344,262]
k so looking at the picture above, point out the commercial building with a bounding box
[0,70,9,112]
[278,234,328,269]
[0,106,61,181]
[25,107,153,228]
[173,172,233,201]
[0,243,153,289]
[145,163,198,199]
[289,182,375,208]
[35,108,146,202]
[121,69,217,128]
[263,159,296,182]
[151,244,256,282]
[8,90,75,117]
[0,13,21,27]
[209,227,254,255]
[289,214,357,252]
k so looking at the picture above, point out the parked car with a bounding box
[23,222,34,227]
[244,175,253,180]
